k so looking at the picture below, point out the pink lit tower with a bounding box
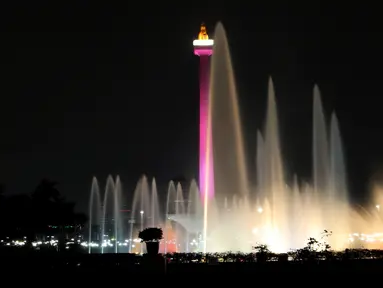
[193,23,214,202]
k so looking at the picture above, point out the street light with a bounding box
[376,205,380,212]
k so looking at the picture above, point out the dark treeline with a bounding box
[0,179,87,242]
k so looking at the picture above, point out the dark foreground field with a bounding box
[1,251,383,277]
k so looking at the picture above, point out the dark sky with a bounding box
[1,3,383,212]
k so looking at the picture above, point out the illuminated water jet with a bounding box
[88,175,122,254]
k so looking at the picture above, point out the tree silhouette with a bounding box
[0,184,5,210]
[0,184,33,239]
[30,179,87,247]
[0,179,87,245]
[0,184,5,198]
[31,179,62,203]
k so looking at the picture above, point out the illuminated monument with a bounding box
[193,23,215,202]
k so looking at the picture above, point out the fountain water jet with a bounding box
[202,21,250,253]
[114,176,124,246]
[88,177,101,254]
[88,176,123,253]
[165,181,176,253]
[151,178,161,227]
[329,113,350,247]
[101,176,118,253]
[313,86,330,196]
[130,175,162,253]
[260,78,289,252]
[210,22,249,204]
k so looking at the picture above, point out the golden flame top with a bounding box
[198,23,209,40]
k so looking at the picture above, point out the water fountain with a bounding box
[88,175,162,254]
[166,80,363,252]
[167,180,204,252]
[88,22,383,254]
[166,22,382,253]
[129,175,162,253]
[88,175,123,253]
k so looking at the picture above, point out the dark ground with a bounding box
[2,252,383,277]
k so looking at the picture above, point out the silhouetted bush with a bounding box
[138,227,163,242]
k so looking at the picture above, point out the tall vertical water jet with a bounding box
[166,181,177,215]
[330,113,348,203]
[206,22,249,253]
[187,180,203,251]
[131,175,151,227]
[187,180,203,217]
[88,177,101,254]
[313,86,329,195]
[329,112,350,245]
[210,22,249,201]
[176,183,185,214]
[256,131,265,200]
[151,178,161,227]
[175,183,185,251]
[310,86,330,246]
[263,78,288,252]
[131,175,151,253]
[114,176,123,250]
[101,175,116,253]
[165,181,177,253]
[129,179,141,252]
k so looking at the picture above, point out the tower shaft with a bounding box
[198,56,214,200]
[194,24,214,201]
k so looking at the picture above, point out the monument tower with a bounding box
[193,24,214,202]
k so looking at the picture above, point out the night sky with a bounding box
[1,3,383,213]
